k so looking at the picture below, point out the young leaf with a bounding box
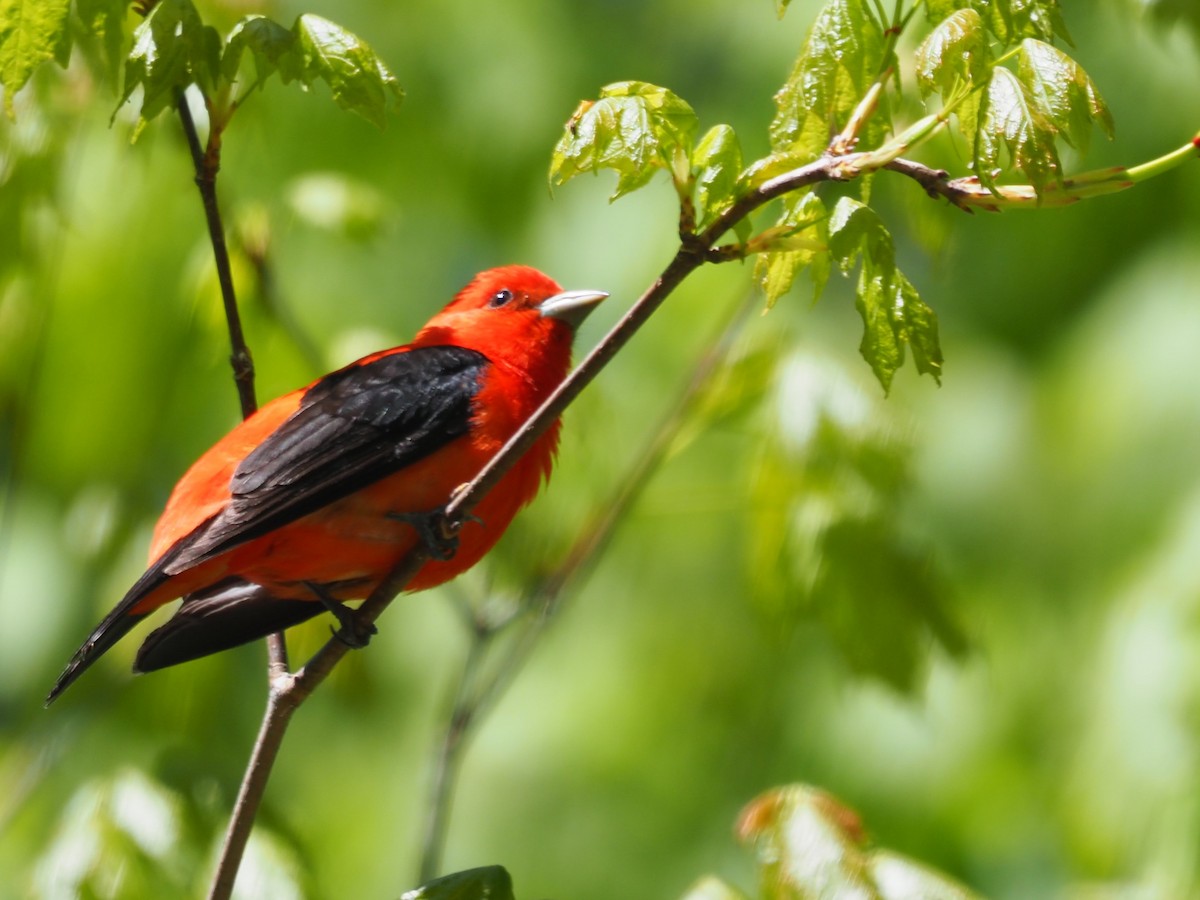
[120,0,221,125]
[738,785,876,897]
[1017,38,1114,154]
[735,786,983,900]
[0,0,71,116]
[923,0,960,24]
[550,81,698,200]
[223,15,297,87]
[771,0,890,162]
[978,0,1072,46]
[753,191,829,307]
[828,197,943,390]
[692,123,743,229]
[915,9,990,101]
[974,66,1061,194]
[292,14,402,128]
[871,851,982,900]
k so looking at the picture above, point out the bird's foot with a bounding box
[386,507,483,561]
[303,581,378,649]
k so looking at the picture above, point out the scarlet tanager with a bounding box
[47,265,606,704]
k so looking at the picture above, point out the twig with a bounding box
[174,88,296,898]
[175,92,257,420]
[416,283,763,881]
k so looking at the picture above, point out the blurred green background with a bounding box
[3,1,1200,897]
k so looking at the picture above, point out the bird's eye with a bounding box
[488,289,514,309]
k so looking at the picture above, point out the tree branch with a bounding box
[175,87,296,899]
[175,91,257,419]
[416,283,763,882]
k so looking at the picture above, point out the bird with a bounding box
[47,265,607,704]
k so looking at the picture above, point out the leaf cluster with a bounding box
[0,0,402,128]
[549,0,1124,392]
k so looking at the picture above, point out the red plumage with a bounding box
[47,265,606,703]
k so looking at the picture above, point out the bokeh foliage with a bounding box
[2,0,1200,897]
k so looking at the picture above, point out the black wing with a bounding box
[163,344,488,574]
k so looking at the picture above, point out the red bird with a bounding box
[47,265,606,703]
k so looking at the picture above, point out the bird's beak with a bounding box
[537,289,608,329]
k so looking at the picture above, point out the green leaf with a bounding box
[550,81,698,200]
[400,866,516,900]
[1017,38,1113,154]
[692,123,743,229]
[977,0,1071,46]
[770,0,890,162]
[923,0,960,23]
[828,197,942,390]
[914,9,990,101]
[815,517,961,690]
[223,15,297,87]
[74,0,129,83]
[746,353,962,690]
[292,14,403,128]
[0,0,71,116]
[119,0,221,125]
[974,66,1061,194]
[753,191,829,308]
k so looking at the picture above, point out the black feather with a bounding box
[164,345,487,574]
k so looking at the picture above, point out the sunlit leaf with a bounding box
[401,865,516,900]
[0,0,71,116]
[915,9,990,101]
[870,851,981,900]
[1017,38,1113,154]
[770,0,890,161]
[974,66,1061,194]
[292,14,402,128]
[692,123,743,229]
[980,0,1072,45]
[827,197,942,390]
[550,81,698,200]
[119,0,221,125]
[738,785,876,898]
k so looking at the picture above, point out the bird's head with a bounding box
[415,265,607,359]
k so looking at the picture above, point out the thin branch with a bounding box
[175,87,296,899]
[175,92,257,419]
[416,283,763,881]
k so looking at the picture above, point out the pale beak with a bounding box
[537,289,608,329]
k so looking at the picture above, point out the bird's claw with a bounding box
[386,508,483,561]
[304,581,377,649]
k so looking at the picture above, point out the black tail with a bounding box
[46,606,150,705]
[134,578,322,673]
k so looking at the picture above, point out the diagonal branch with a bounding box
[416,282,764,882]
